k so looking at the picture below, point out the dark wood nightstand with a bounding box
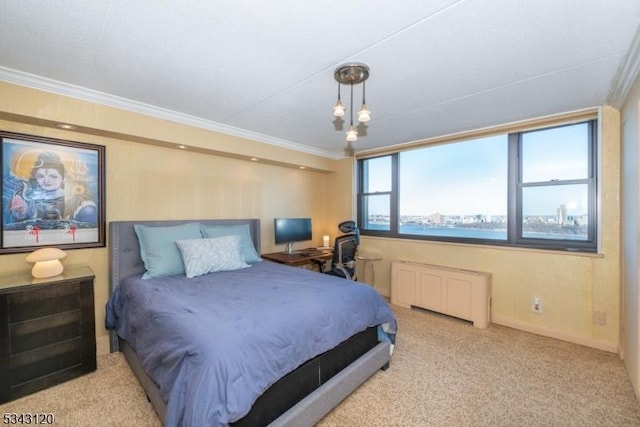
[0,266,96,403]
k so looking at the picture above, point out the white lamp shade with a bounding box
[346,126,358,142]
[357,105,371,123]
[26,248,66,278]
[323,235,330,247]
[30,259,64,279]
[333,100,345,117]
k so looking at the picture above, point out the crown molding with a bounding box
[0,66,341,159]
[608,25,640,108]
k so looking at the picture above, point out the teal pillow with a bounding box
[176,235,250,278]
[200,224,261,263]
[134,223,202,279]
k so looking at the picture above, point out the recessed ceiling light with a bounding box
[177,145,187,149]
[250,157,259,161]
[299,166,306,169]
[56,123,76,130]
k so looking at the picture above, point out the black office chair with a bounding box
[312,220,360,280]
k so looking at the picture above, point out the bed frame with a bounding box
[108,219,391,426]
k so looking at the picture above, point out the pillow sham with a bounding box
[134,222,202,279]
[176,235,250,278]
[200,224,261,263]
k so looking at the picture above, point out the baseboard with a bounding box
[96,334,110,356]
[492,315,619,354]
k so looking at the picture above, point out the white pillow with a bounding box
[176,235,250,278]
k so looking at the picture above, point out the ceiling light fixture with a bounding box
[333,63,370,143]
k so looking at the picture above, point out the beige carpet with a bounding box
[2,306,640,426]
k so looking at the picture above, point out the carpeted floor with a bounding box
[2,305,640,426]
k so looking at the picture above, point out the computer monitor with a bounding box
[274,218,312,254]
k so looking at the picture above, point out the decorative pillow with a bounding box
[200,224,261,263]
[134,223,202,279]
[176,235,250,278]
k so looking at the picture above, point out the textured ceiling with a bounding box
[0,0,639,158]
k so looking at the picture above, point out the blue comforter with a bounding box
[106,261,396,426]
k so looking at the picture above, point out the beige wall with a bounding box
[0,81,625,358]
[323,157,358,238]
[350,107,622,353]
[620,74,640,399]
[0,82,336,354]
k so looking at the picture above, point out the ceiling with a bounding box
[0,1,639,159]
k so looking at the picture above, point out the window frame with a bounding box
[356,119,598,253]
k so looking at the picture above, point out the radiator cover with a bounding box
[391,261,491,328]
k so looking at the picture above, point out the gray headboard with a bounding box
[108,219,260,352]
[109,219,261,294]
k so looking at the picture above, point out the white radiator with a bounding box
[391,261,491,328]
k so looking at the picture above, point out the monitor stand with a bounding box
[286,242,294,254]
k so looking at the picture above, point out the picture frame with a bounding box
[0,131,105,254]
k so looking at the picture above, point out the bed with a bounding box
[105,219,396,426]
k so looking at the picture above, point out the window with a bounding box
[357,120,597,252]
[360,156,393,231]
[518,123,594,245]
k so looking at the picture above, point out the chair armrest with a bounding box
[310,257,327,273]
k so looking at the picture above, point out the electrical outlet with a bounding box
[532,297,542,313]
[594,311,607,325]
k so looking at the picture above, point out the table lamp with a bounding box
[25,247,67,278]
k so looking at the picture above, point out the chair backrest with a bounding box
[330,232,359,280]
[338,220,360,244]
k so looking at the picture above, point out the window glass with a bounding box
[521,184,589,240]
[522,123,589,182]
[362,194,390,230]
[362,156,391,192]
[398,135,508,240]
[356,119,596,252]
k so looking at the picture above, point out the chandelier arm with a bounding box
[345,82,358,142]
[362,80,366,105]
[349,82,354,126]
[333,79,345,117]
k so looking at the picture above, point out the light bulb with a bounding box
[357,105,371,123]
[333,100,345,117]
[346,125,358,142]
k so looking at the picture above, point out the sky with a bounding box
[365,123,590,217]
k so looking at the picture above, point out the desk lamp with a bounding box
[26,247,67,278]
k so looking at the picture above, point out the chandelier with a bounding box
[332,63,370,142]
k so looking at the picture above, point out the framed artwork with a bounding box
[0,131,105,253]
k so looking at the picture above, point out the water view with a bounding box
[366,215,589,241]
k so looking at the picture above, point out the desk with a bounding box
[261,249,332,268]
